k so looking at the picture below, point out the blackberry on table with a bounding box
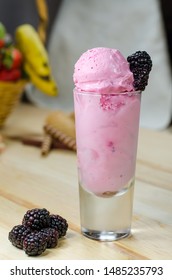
[23,231,47,256]
[41,228,59,248]
[22,208,50,230]
[127,51,152,91]
[8,225,32,249]
[8,208,68,256]
[49,214,68,238]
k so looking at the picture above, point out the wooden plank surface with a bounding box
[0,104,172,260]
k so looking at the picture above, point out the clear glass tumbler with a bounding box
[73,89,141,241]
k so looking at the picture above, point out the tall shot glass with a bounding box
[73,89,141,241]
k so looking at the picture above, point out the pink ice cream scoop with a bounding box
[73,47,134,94]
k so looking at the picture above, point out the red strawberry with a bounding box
[2,47,23,70]
[0,39,5,48]
[0,68,21,81]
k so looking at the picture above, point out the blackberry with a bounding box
[127,51,152,91]
[41,228,59,248]
[23,231,47,256]
[8,225,32,249]
[49,214,68,238]
[22,208,50,230]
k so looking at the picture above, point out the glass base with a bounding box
[79,179,134,241]
[82,228,131,241]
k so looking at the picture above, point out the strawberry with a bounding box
[0,39,5,48]
[2,47,23,70]
[0,68,21,81]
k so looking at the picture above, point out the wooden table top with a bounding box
[0,104,172,260]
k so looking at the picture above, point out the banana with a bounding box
[15,24,50,77]
[15,24,58,96]
[25,63,58,96]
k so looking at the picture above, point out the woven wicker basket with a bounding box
[0,80,27,127]
[0,0,48,128]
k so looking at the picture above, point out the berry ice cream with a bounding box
[73,47,134,93]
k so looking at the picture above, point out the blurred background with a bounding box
[0,0,171,130]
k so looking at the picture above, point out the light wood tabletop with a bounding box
[0,104,172,260]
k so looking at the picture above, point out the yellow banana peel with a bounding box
[25,63,58,97]
[15,24,51,77]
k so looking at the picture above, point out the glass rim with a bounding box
[74,88,141,96]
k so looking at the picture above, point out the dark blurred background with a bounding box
[160,0,172,71]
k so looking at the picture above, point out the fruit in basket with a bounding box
[0,22,6,48]
[0,68,21,81]
[15,24,50,76]
[0,22,58,97]
[0,22,23,81]
[15,24,58,96]
[2,47,23,70]
[0,22,6,38]
[24,62,57,96]
[0,22,13,49]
